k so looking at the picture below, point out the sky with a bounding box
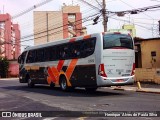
[0,0,160,51]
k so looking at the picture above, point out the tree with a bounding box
[0,57,9,78]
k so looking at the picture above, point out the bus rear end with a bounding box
[97,33,135,87]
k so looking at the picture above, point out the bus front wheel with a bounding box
[28,79,34,88]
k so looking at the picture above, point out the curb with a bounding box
[112,87,160,94]
[113,88,125,91]
[136,89,160,94]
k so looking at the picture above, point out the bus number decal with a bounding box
[88,59,94,63]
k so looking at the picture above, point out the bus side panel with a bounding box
[69,64,97,87]
[28,67,48,84]
[94,34,104,87]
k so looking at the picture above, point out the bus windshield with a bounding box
[103,33,133,49]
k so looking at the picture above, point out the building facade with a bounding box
[109,24,136,38]
[135,37,160,68]
[0,13,21,77]
[134,37,160,84]
[34,5,85,45]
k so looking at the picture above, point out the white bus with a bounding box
[18,32,135,91]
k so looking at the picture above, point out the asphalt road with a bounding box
[0,79,160,120]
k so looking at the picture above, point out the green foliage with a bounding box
[0,57,9,78]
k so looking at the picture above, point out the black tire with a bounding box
[60,76,69,91]
[50,82,55,88]
[85,87,97,92]
[28,78,34,88]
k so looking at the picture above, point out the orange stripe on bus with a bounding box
[65,59,78,80]
[69,38,76,42]
[47,66,59,83]
[48,67,57,83]
[57,60,65,72]
[83,35,91,40]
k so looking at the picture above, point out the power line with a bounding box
[14,12,101,44]
[20,16,98,44]
[19,6,96,39]
[118,0,154,19]
[12,0,54,19]
[77,0,101,11]
[109,16,157,31]
[95,0,102,7]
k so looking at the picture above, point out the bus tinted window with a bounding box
[80,38,96,58]
[25,37,96,63]
[44,47,50,61]
[18,51,27,64]
[36,49,44,62]
[26,50,35,63]
[103,34,133,49]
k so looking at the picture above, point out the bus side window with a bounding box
[22,52,27,63]
[27,50,36,63]
[18,51,26,64]
[70,43,76,58]
[74,42,81,58]
[87,38,96,54]
[40,49,44,62]
[26,51,33,63]
[80,38,96,58]
[35,49,44,62]
[63,44,70,59]
[59,45,65,59]
[45,47,52,61]
[44,47,50,61]
[32,50,36,63]
[50,46,56,61]
[80,41,87,57]
[55,46,60,60]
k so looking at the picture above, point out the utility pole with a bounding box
[102,0,107,32]
[158,20,160,36]
[46,12,49,42]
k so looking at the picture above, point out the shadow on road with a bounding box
[1,84,125,97]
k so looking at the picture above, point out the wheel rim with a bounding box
[28,79,34,87]
[61,78,66,90]
[28,79,32,85]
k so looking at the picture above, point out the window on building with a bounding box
[151,51,156,57]
[68,14,76,19]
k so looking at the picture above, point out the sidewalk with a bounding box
[111,82,160,94]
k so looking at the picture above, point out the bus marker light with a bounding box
[98,64,107,77]
[131,63,135,76]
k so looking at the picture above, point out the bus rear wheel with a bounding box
[60,76,69,91]
[28,79,34,88]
